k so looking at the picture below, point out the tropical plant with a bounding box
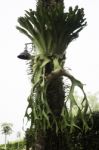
[1,123,13,150]
[16,0,92,149]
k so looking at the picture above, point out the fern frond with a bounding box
[16,26,33,40]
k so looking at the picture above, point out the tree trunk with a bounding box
[35,130,45,150]
[37,0,64,11]
[45,77,71,150]
[46,77,64,117]
[5,134,7,150]
[33,1,70,149]
[33,60,71,150]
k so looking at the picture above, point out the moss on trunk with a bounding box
[46,77,65,117]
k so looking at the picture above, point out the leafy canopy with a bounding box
[1,123,13,135]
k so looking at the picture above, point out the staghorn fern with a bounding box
[17,4,92,135]
[16,5,86,56]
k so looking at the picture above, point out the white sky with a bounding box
[0,0,99,144]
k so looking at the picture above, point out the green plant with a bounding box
[17,1,92,149]
[0,123,13,150]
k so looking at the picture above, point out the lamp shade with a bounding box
[17,50,31,60]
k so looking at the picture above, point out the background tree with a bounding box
[74,91,99,112]
[17,0,91,149]
[1,123,13,150]
[87,92,99,111]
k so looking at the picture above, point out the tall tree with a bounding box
[16,1,91,149]
[1,123,13,150]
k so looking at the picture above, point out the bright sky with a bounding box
[0,0,99,144]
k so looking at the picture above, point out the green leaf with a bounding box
[16,26,33,40]
[42,110,50,128]
[40,56,50,68]
[53,57,61,72]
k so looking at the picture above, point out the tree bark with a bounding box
[37,0,64,11]
[35,130,45,150]
[46,77,65,117]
